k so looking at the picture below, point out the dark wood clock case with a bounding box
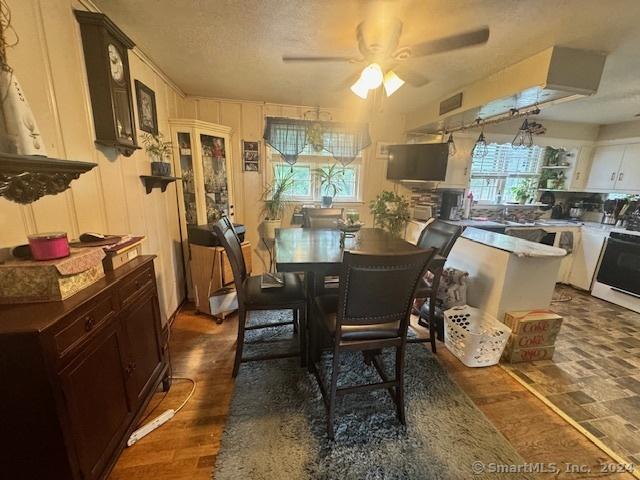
[75,11,140,157]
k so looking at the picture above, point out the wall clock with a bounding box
[75,11,140,157]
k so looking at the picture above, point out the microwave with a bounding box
[413,205,434,221]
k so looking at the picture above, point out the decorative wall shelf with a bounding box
[541,165,570,169]
[140,175,181,194]
[0,153,97,204]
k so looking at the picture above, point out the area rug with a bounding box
[214,311,533,479]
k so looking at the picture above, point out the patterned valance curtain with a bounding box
[322,122,371,166]
[263,117,371,166]
[262,117,308,166]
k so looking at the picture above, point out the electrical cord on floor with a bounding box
[127,303,197,445]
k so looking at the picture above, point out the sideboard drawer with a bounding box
[118,265,154,308]
[54,292,118,357]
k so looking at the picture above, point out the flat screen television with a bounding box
[386,143,449,181]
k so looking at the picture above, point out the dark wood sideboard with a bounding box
[0,255,170,480]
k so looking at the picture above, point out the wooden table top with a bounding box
[275,227,420,272]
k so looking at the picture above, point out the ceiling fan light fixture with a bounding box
[383,70,405,96]
[360,63,383,89]
[350,77,369,99]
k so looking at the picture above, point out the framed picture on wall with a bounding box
[376,141,392,159]
[243,140,260,172]
[134,80,158,134]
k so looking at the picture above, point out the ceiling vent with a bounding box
[407,46,607,134]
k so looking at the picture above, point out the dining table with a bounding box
[274,227,435,364]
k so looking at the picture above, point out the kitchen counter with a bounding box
[443,219,507,228]
[462,227,567,258]
[446,228,565,321]
[443,219,583,228]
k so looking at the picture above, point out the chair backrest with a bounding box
[302,208,344,228]
[211,216,247,303]
[335,248,436,336]
[416,219,463,258]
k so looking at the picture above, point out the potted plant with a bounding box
[539,169,558,190]
[369,190,410,238]
[313,164,345,207]
[261,169,295,240]
[142,132,173,177]
[510,179,535,204]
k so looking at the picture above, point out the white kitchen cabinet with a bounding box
[586,145,625,190]
[566,146,594,191]
[615,143,640,192]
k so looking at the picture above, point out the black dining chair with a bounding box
[212,216,307,377]
[411,220,463,352]
[302,207,344,229]
[309,248,437,439]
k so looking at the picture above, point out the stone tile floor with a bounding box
[504,285,640,465]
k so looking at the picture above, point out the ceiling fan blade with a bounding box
[282,55,356,63]
[409,26,489,57]
[394,66,429,87]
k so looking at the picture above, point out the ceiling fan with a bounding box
[282,18,489,99]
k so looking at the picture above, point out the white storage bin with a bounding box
[444,305,511,367]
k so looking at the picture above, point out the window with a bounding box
[269,147,362,203]
[469,143,544,203]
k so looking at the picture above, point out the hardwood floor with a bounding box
[110,305,633,479]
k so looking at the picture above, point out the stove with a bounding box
[592,231,640,313]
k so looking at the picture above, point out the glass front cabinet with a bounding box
[169,119,235,293]
[170,118,235,225]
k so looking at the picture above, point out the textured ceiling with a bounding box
[94,0,640,124]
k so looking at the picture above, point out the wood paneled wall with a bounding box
[0,0,186,324]
[1,0,409,318]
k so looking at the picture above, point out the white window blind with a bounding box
[470,143,544,203]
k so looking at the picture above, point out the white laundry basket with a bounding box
[444,305,511,367]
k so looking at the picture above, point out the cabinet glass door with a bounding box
[200,134,230,223]
[177,132,197,225]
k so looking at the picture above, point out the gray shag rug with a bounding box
[214,311,534,480]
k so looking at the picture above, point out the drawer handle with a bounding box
[84,316,96,332]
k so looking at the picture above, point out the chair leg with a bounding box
[292,308,299,334]
[232,307,247,378]
[429,315,437,354]
[395,345,406,425]
[298,307,307,367]
[327,346,341,440]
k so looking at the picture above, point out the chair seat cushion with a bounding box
[244,273,306,307]
[313,295,400,341]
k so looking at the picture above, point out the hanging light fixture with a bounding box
[445,133,457,156]
[512,118,534,148]
[473,130,488,158]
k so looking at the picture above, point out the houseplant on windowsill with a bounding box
[369,190,410,237]
[313,163,346,207]
[261,169,294,240]
[510,179,536,204]
[142,133,173,177]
